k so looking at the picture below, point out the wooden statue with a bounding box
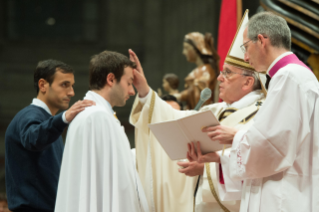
[177,32,220,109]
[157,73,180,97]
[162,73,179,95]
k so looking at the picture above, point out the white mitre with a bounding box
[225,9,268,96]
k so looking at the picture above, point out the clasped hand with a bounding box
[177,142,220,176]
[202,125,238,145]
[177,125,238,175]
[177,143,204,176]
[189,125,238,163]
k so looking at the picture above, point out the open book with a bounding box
[148,110,223,160]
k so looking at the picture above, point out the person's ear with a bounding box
[257,34,267,47]
[243,76,254,91]
[38,79,49,94]
[106,73,116,87]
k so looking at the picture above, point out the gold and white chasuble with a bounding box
[130,89,264,212]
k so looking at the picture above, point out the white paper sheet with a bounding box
[148,110,223,160]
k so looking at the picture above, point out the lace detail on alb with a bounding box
[236,136,245,174]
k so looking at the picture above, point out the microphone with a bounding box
[194,88,212,111]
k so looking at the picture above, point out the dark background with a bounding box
[0,0,260,192]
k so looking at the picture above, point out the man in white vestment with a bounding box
[55,51,149,212]
[179,10,269,212]
[195,11,319,212]
[129,13,267,210]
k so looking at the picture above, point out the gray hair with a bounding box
[242,69,261,91]
[248,12,291,50]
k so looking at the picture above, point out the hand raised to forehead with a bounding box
[128,49,149,97]
[129,49,144,76]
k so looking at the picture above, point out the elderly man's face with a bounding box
[218,64,251,104]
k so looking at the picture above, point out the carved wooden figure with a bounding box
[177,32,220,109]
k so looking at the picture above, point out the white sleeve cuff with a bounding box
[231,130,247,151]
[139,89,152,104]
[62,111,69,124]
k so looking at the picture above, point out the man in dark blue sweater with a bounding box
[5,60,95,212]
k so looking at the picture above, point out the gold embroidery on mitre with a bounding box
[224,9,259,74]
[225,56,255,72]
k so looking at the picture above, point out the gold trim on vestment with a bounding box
[216,107,224,119]
[143,90,156,207]
[240,110,258,123]
[218,107,238,122]
[193,195,195,212]
[148,91,156,126]
[205,163,230,212]
[136,90,156,171]
[218,108,238,156]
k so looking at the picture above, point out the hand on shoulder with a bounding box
[65,100,96,122]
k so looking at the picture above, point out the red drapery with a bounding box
[217,0,239,71]
[217,0,241,102]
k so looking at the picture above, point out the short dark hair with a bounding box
[34,59,74,94]
[163,73,179,89]
[89,51,136,90]
[161,94,183,110]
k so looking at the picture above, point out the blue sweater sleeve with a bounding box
[19,112,68,151]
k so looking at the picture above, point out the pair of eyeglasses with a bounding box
[240,35,268,53]
[240,40,252,53]
[219,70,250,79]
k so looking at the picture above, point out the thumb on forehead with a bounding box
[132,69,137,75]
[133,68,142,76]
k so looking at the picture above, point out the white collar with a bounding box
[31,98,52,115]
[84,91,114,114]
[226,90,264,110]
[266,52,293,74]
